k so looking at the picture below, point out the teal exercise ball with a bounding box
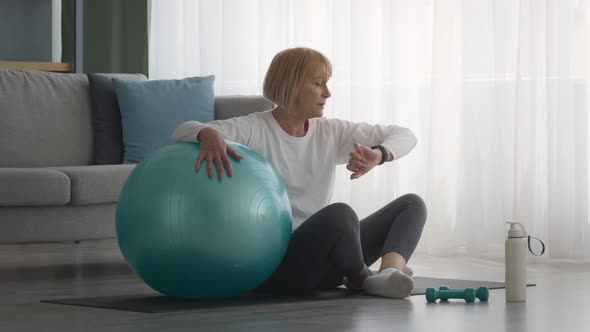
[116,141,292,299]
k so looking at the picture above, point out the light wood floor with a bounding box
[1,239,589,332]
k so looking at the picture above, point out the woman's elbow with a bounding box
[171,121,195,142]
[404,128,418,149]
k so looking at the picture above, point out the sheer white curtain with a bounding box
[149,0,590,260]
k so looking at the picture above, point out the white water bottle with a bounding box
[505,221,528,302]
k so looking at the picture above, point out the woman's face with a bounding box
[292,65,331,118]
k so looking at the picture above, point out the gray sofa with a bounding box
[0,70,273,243]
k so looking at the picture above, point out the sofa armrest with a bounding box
[214,95,274,120]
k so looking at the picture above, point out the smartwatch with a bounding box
[371,145,388,165]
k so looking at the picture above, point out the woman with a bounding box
[172,47,427,299]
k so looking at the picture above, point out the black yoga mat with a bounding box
[41,277,535,313]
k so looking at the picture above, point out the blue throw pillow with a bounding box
[112,75,215,163]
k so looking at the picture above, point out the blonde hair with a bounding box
[263,47,332,111]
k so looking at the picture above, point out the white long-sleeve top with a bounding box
[172,110,417,231]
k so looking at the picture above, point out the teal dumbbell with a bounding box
[425,286,489,303]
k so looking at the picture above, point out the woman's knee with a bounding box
[323,202,359,232]
[400,193,427,223]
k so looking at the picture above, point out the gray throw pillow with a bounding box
[87,73,125,165]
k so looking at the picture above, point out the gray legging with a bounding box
[254,193,427,294]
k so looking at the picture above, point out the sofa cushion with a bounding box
[55,164,137,205]
[0,70,148,167]
[0,70,93,167]
[0,168,70,206]
[88,73,147,165]
[112,75,215,163]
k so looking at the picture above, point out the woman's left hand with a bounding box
[347,143,381,180]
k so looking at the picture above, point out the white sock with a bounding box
[369,265,413,277]
[362,268,414,299]
[403,265,414,276]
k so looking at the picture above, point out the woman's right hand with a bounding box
[195,127,243,180]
